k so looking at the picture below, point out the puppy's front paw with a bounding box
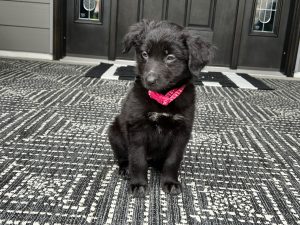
[119,167,130,180]
[130,184,147,198]
[162,182,182,195]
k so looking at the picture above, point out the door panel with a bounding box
[188,0,214,27]
[143,0,165,20]
[66,0,110,57]
[115,0,140,59]
[115,0,239,67]
[212,0,239,66]
[185,0,216,42]
[238,0,291,69]
[166,0,187,26]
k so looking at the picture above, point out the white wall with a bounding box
[0,0,52,55]
[295,41,300,72]
[294,41,300,78]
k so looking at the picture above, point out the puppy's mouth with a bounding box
[142,79,172,93]
[141,70,184,93]
[141,72,166,92]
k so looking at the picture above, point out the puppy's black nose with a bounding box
[146,72,158,85]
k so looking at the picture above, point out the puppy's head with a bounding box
[123,20,213,92]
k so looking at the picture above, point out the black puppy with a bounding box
[108,20,212,197]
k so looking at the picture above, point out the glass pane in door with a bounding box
[79,0,101,21]
[252,0,278,33]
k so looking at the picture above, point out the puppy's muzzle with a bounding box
[146,71,158,86]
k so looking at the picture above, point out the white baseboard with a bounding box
[61,56,135,66]
[0,50,53,60]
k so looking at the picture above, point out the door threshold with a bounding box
[60,56,290,79]
[60,56,135,66]
[294,72,300,79]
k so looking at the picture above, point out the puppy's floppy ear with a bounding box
[122,20,152,54]
[183,30,214,75]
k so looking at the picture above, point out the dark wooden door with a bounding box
[114,0,239,67]
[237,0,291,70]
[66,0,110,57]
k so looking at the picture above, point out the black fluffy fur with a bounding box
[108,20,212,197]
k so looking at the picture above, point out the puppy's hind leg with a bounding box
[108,117,129,179]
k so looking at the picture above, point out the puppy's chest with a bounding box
[147,112,185,133]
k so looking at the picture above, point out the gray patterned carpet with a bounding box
[0,57,300,225]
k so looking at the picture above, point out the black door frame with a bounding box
[230,0,246,70]
[53,0,66,60]
[280,0,300,77]
[53,0,300,77]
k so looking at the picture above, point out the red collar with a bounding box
[148,85,186,106]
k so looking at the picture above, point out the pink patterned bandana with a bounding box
[148,85,186,106]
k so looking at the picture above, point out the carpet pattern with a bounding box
[0,58,300,225]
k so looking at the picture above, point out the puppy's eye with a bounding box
[166,54,176,63]
[141,51,148,59]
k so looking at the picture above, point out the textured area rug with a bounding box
[1,58,300,225]
[85,63,273,90]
